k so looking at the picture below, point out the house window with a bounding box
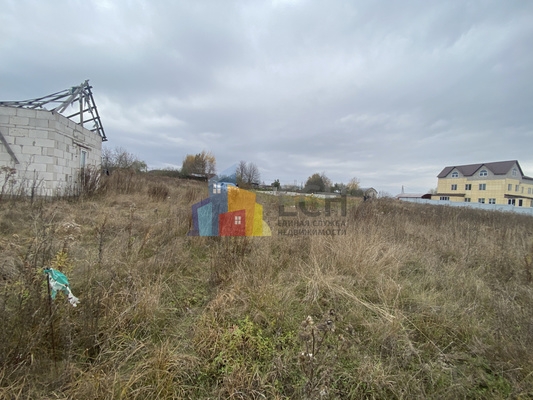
[479,183,486,190]
[234,215,242,225]
[512,168,517,176]
[440,196,450,201]
[508,184,512,191]
[488,198,496,204]
[451,171,459,178]
[213,184,221,194]
[515,185,519,192]
[478,198,485,204]
[451,184,457,190]
[529,188,532,194]
[479,169,488,177]
[464,198,471,202]
[465,184,472,190]
[508,199,516,206]
[531,200,533,207]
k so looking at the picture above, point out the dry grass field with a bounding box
[1,171,533,399]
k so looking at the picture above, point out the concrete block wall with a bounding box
[0,106,103,196]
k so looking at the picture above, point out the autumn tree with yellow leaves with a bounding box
[181,150,216,177]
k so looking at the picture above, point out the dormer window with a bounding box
[479,169,488,177]
[451,171,459,178]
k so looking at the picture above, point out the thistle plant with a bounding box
[298,309,338,398]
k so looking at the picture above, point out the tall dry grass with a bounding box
[0,174,532,399]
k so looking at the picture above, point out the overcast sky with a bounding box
[1,0,532,194]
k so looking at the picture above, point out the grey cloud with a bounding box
[1,0,532,194]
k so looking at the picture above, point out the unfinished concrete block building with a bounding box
[0,80,107,196]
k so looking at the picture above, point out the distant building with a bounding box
[186,173,210,182]
[396,193,432,200]
[361,187,378,200]
[432,160,533,207]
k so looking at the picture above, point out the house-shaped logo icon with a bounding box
[188,179,271,237]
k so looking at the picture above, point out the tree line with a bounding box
[102,146,362,195]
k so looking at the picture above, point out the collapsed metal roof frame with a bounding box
[0,80,107,141]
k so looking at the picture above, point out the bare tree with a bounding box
[320,172,332,192]
[247,162,260,185]
[236,160,247,186]
[102,146,147,173]
[236,160,261,188]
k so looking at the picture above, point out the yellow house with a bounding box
[432,160,533,208]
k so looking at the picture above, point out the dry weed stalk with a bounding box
[298,310,339,398]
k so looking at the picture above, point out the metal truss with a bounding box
[0,80,107,141]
